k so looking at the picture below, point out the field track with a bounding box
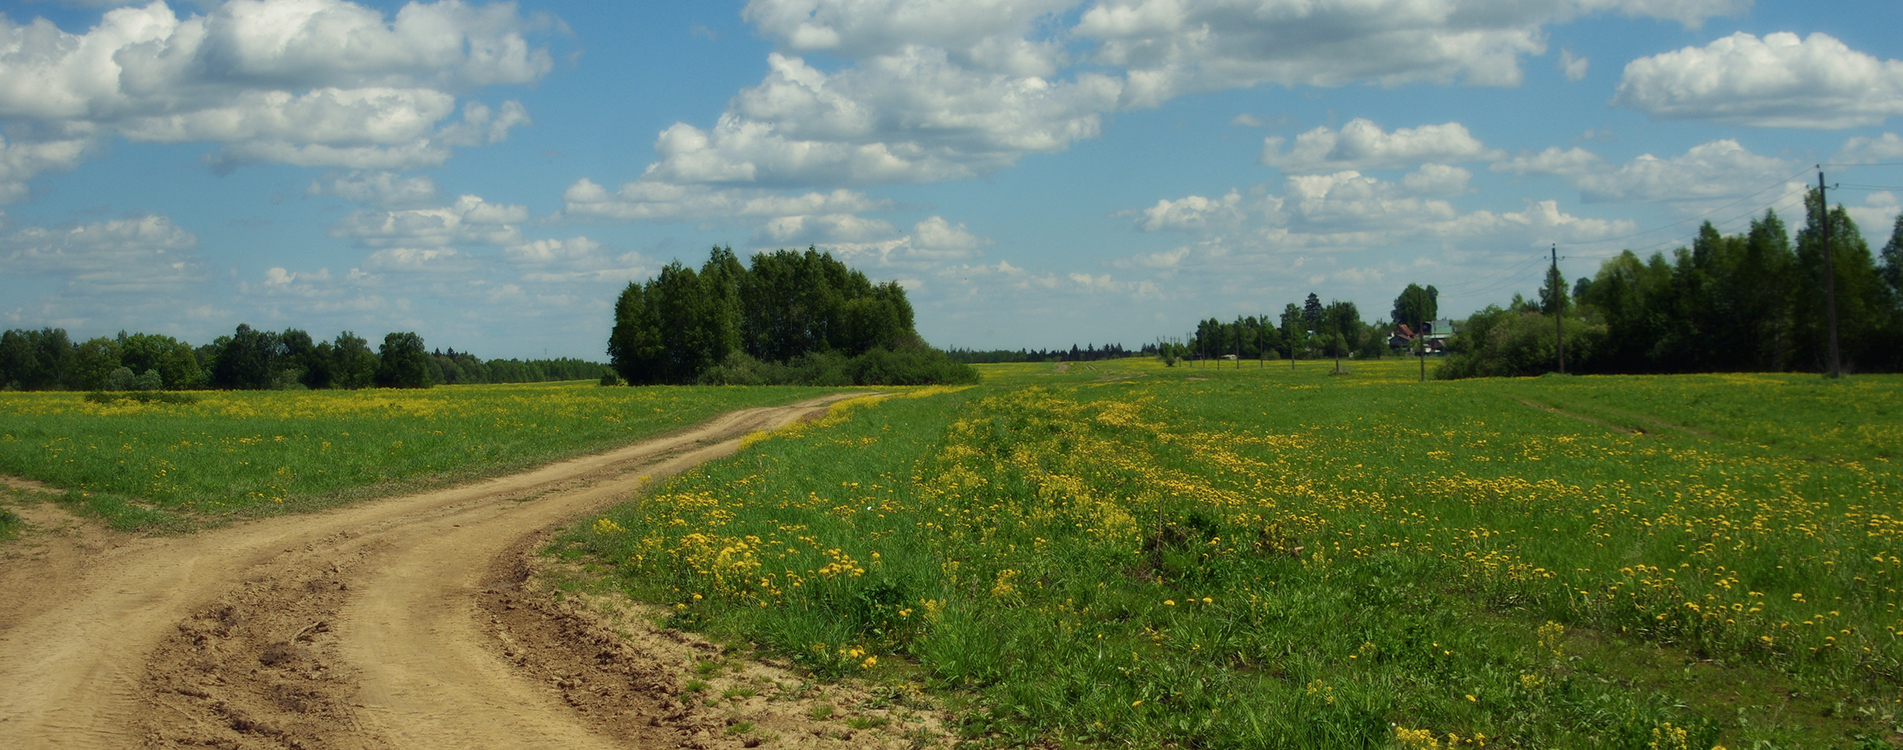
[0,394,860,749]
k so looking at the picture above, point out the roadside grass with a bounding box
[0,382,835,531]
[569,360,1903,748]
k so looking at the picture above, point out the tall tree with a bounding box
[1391,283,1439,329]
[332,332,378,389]
[376,331,435,388]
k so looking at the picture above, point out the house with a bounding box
[1390,320,1459,354]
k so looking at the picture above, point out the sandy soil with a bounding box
[0,396,951,750]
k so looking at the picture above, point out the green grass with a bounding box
[0,382,835,531]
[566,359,1903,748]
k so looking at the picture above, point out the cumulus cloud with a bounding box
[641,50,1122,186]
[1569,140,1797,203]
[1262,119,1505,174]
[0,0,552,179]
[1076,0,1744,106]
[1134,190,1255,232]
[560,179,891,222]
[1491,140,1801,208]
[1834,133,1903,164]
[1613,32,1903,128]
[331,194,527,247]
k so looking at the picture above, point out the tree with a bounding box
[208,324,281,390]
[1391,284,1439,330]
[609,281,667,384]
[70,337,123,391]
[332,332,378,389]
[376,332,435,388]
[120,332,203,390]
[1794,189,1897,373]
[1302,293,1323,330]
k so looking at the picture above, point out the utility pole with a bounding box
[1820,169,1843,379]
[1552,244,1565,375]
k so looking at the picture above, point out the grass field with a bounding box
[0,382,832,530]
[567,357,1903,749]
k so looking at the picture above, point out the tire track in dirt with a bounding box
[0,395,863,750]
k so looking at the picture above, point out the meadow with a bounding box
[568,358,1903,749]
[0,382,831,530]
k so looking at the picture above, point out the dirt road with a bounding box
[0,395,925,750]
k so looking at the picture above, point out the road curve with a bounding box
[0,395,855,750]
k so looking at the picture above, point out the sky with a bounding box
[3,0,1903,359]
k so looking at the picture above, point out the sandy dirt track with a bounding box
[0,395,921,750]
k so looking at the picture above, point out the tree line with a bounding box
[1440,189,1903,378]
[0,325,608,391]
[1160,290,1420,368]
[945,343,1136,363]
[609,247,977,386]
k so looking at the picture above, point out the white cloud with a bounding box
[1077,0,1743,106]
[560,178,891,222]
[1230,113,1264,127]
[1286,171,1458,229]
[756,213,899,245]
[0,130,94,205]
[1613,32,1903,128]
[796,215,995,264]
[0,0,552,177]
[331,194,527,247]
[1492,140,1802,208]
[1569,140,1797,203]
[307,170,440,207]
[360,246,468,272]
[1402,164,1472,196]
[1490,146,1608,177]
[1845,192,1901,241]
[743,0,1073,75]
[0,215,204,320]
[641,50,1123,186]
[1834,133,1903,165]
[1262,119,1505,174]
[1559,49,1589,82]
[1135,190,1253,232]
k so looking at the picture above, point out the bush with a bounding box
[598,371,621,387]
[107,366,135,391]
[132,369,163,391]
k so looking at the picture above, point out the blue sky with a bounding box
[3,0,1901,359]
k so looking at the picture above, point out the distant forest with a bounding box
[0,325,607,391]
[1441,193,1903,378]
[609,247,976,386]
[1153,189,1903,379]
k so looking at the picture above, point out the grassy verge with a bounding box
[0,382,836,531]
[569,360,1903,748]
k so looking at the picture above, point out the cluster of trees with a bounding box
[610,247,976,386]
[0,324,608,391]
[1440,190,1903,378]
[1163,293,1399,367]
